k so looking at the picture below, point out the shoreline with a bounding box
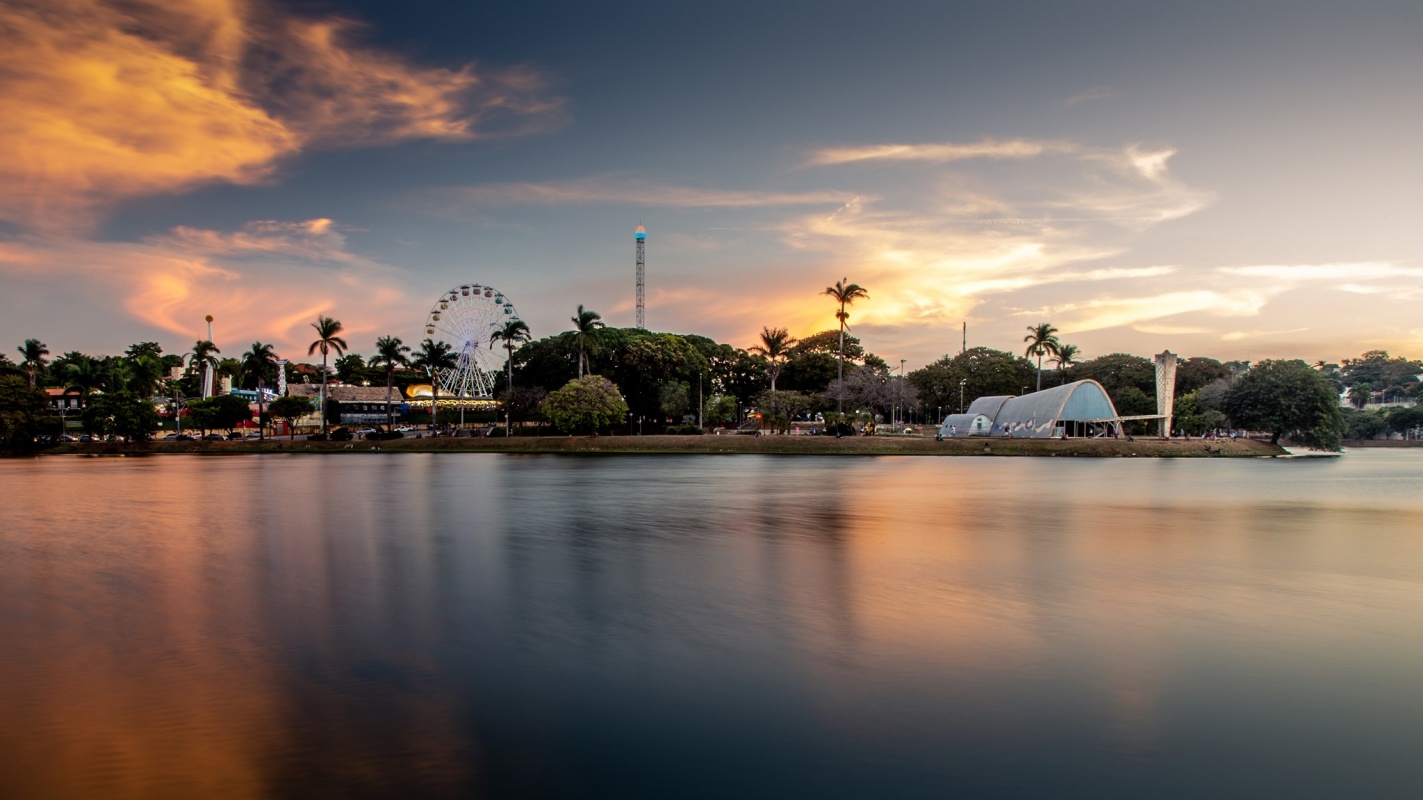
[20,435,1288,458]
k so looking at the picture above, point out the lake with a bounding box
[2,450,1422,798]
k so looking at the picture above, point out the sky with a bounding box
[2,0,1421,370]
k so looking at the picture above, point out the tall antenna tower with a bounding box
[634,224,647,329]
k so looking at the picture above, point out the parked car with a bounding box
[202,433,224,441]
[59,434,78,442]
[244,432,263,439]
[172,434,196,441]
[329,428,354,441]
[356,427,378,435]
[394,425,413,432]
[227,431,244,440]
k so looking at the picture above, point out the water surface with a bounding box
[2,450,1422,798]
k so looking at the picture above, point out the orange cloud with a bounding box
[0,0,564,230]
[0,220,420,356]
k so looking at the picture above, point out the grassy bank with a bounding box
[34,434,1287,458]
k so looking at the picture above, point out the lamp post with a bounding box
[898,358,906,426]
[959,379,967,414]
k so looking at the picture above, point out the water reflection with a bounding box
[2,451,1422,798]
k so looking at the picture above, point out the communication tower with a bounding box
[634,224,647,329]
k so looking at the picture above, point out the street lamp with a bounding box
[959,379,967,414]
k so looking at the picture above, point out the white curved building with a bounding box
[939,380,1124,439]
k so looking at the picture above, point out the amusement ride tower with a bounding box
[634,224,647,329]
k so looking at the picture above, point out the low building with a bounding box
[44,388,82,413]
[940,380,1124,439]
[285,384,407,424]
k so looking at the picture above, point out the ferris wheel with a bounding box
[423,284,519,398]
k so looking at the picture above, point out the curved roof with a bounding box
[938,413,992,436]
[990,380,1120,437]
[967,395,1011,418]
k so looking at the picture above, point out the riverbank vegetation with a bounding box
[4,281,1418,453]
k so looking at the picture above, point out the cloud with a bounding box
[804,138,1072,167]
[1022,290,1272,334]
[432,177,861,209]
[1218,262,1423,281]
[152,219,368,264]
[1220,328,1311,341]
[1053,147,1215,226]
[0,220,416,354]
[1063,86,1121,107]
[0,0,564,230]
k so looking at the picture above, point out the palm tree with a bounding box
[749,327,797,393]
[411,338,456,431]
[63,356,105,407]
[821,278,869,413]
[1023,322,1061,392]
[490,319,532,437]
[18,339,49,387]
[369,336,411,430]
[570,305,604,378]
[1051,343,1080,385]
[188,339,220,396]
[126,354,165,397]
[1349,383,1372,410]
[307,316,348,435]
[242,342,279,440]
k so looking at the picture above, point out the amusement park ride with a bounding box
[419,283,519,409]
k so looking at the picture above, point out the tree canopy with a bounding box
[542,376,629,434]
[1223,359,1344,449]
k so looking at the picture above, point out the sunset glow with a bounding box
[2,0,1420,367]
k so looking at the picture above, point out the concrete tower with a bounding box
[634,224,647,329]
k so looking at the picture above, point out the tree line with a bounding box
[5,282,1419,449]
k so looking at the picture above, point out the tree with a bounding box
[64,355,105,407]
[1348,383,1372,410]
[1175,357,1231,397]
[124,354,165,398]
[1023,323,1060,392]
[542,376,629,435]
[1050,343,1080,386]
[188,339,220,395]
[704,394,738,427]
[269,396,315,440]
[1222,359,1344,449]
[242,342,280,439]
[307,316,347,436]
[1068,353,1156,409]
[749,327,797,394]
[822,278,869,413]
[570,305,605,379]
[0,376,48,451]
[489,319,532,436]
[907,347,1036,414]
[1342,408,1388,441]
[1387,404,1423,437]
[184,394,252,434]
[125,342,164,360]
[828,365,917,422]
[17,339,49,388]
[658,381,690,422]
[334,353,366,384]
[370,335,411,430]
[1340,350,1423,397]
[411,338,456,429]
[82,391,160,442]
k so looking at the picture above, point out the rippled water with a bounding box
[2,450,1422,798]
